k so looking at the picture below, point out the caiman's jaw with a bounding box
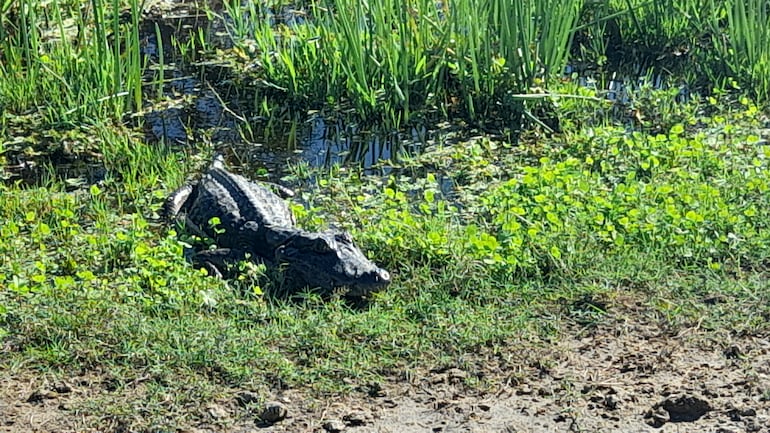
[276,230,391,295]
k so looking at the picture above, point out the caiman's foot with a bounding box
[191,248,252,279]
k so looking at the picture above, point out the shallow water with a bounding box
[1,0,690,187]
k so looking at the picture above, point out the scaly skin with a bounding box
[165,156,391,295]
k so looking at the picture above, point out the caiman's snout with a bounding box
[356,266,391,292]
[375,268,391,285]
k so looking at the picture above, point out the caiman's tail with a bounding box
[210,153,227,170]
[165,153,224,220]
[163,155,223,220]
[163,183,195,221]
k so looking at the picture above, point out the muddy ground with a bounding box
[2,304,769,433]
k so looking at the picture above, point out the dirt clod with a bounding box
[660,393,711,422]
[322,419,346,432]
[259,401,288,424]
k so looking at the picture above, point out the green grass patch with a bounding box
[3,1,770,429]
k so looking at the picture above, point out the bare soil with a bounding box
[2,308,769,433]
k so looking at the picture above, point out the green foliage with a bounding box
[485,126,770,269]
[0,187,202,308]
[319,94,770,284]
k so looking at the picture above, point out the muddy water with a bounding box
[138,3,434,178]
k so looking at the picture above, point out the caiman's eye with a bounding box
[335,231,353,244]
[312,238,333,253]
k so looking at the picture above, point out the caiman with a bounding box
[165,156,391,296]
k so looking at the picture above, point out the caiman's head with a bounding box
[271,229,391,296]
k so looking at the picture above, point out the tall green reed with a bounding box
[222,0,335,110]
[711,0,770,104]
[0,0,143,122]
[327,0,449,124]
[573,0,707,65]
[223,0,582,126]
[619,0,698,46]
[432,0,579,122]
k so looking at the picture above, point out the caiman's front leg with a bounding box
[190,248,267,279]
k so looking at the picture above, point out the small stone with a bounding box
[728,406,757,421]
[205,403,229,420]
[53,382,73,394]
[343,410,371,426]
[661,394,711,422]
[259,401,288,423]
[323,419,346,432]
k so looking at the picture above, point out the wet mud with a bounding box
[3,304,769,433]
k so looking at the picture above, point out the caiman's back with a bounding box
[169,157,296,256]
[189,165,295,232]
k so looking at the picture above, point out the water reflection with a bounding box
[229,117,432,179]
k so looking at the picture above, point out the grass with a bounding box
[2,0,770,430]
[0,0,143,122]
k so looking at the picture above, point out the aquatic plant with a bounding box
[0,0,144,121]
[224,0,583,126]
[710,0,770,104]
